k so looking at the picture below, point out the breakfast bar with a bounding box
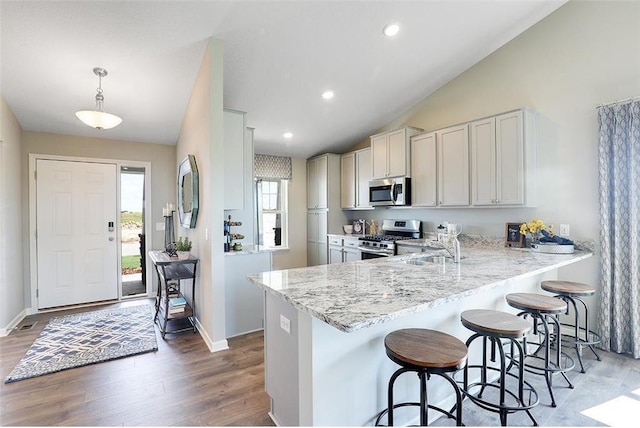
[247,244,593,426]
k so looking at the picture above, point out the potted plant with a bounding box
[176,236,192,259]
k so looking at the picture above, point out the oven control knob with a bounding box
[381,244,387,248]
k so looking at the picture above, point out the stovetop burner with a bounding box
[359,234,416,242]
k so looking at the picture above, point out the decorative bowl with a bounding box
[343,225,353,234]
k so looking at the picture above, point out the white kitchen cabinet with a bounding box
[307,154,347,266]
[341,148,372,209]
[437,124,470,206]
[410,132,437,207]
[470,109,536,206]
[328,235,361,263]
[307,155,328,209]
[370,127,422,179]
[224,109,247,210]
[307,211,328,266]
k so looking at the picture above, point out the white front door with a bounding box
[36,159,118,308]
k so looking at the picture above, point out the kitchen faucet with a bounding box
[423,236,461,263]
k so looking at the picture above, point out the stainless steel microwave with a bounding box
[368,177,411,206]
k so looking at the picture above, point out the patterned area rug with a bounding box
[4,304,158,383]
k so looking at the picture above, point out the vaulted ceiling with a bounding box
[1,1,566,159]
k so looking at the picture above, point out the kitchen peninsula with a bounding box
[247,243,592,426]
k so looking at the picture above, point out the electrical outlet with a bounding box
[280,314,291,334]
[156,222,165,231]
[559,224,570,236]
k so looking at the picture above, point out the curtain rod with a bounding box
[597,95,640,108]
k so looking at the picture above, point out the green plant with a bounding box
[176,236,192,251]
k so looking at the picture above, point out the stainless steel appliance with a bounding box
[358,219,421,259]
[368,177,411,206]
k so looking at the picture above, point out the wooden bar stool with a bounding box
[461,310,539,426]
[375,328,468,426]
[541,280,601,373]
[506,293,575,407]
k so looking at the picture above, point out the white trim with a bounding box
[195,315,229,352]
[0,309,27,337]
[28,153,153,312]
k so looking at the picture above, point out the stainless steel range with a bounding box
[358,219,421,259]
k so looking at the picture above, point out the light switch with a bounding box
[156,222,165,231]
[559,224,570,236]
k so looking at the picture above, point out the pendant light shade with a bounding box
[75,67,122,130]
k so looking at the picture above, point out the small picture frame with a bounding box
[505,222,525,247]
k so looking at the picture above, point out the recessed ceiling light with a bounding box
[383,23,400,37]
[283,132,293,139]
[322,90,334,100]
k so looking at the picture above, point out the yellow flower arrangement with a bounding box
[520,219,553,242]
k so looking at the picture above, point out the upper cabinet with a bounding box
[371,127,422,179]
[307,154,329,209]
[341,148,372,209]
[470,109,536,207]
[437,124,470,206]
[410,132,437,207]
[223,109,247,210]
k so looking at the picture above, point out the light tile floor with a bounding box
[430,347,640,426]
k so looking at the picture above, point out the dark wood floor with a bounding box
[0,299,275,426]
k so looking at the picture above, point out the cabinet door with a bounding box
[343,247,361,262]
[329,246,344,264]
[496,111,524,205]
[317,211,328,244]
[371,134,388,179]
[307,211,318,242]
[387,128,408,177]
[355,148,372,208]
[223,110,246,210]
[307,242,318,267]
[470,118,496,206]
[307,159,318,209]
[411,132,437,207]
[437,124,469,206]
[315,155,328,209]
[341,153,356,208]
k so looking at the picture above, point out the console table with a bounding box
[149,250,198,339]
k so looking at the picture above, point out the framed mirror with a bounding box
[178,154,199,228]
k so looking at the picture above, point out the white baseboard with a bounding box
[194,316,229,353]
[0,309,27,337]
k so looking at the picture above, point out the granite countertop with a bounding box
[246,243,593,333]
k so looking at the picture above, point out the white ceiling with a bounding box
[1,1,566,159]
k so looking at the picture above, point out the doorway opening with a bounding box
[120,166,146,297]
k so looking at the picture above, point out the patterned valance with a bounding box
[254,154,292,180]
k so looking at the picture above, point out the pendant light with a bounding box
[75,67,122,130]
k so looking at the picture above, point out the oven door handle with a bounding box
[358,246,391,255]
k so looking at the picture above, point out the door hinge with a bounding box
[36,289,39,298]
[34,170,37,180]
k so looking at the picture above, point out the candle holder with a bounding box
[164,210,176,256]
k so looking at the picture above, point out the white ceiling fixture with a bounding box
[322,90,335,100]
[75,67,122,130]
[383,23,400,37]
[283,132,293,139]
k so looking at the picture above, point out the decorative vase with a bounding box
[177,251,190,260]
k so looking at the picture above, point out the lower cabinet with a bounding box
[328,236,361,263]
[307,210,328,266]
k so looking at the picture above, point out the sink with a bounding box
[401,254,453,266]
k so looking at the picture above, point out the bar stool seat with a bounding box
[506,293,575,407]
[375,328,467,426]
[461,309,539,426]
[541,280,601,372]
